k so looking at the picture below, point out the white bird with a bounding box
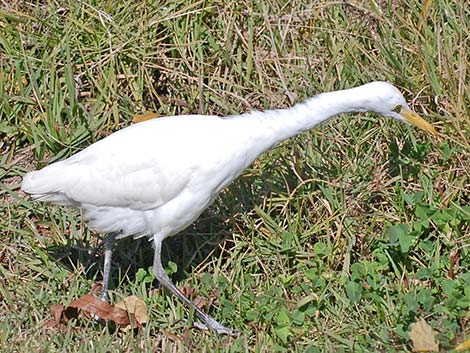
[21,81,436,335]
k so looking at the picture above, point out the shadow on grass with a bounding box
[43,165,299,295]
[45,214,235,295]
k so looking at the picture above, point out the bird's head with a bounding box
[358,82,437,135]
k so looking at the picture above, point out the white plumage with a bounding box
[24,115,253,238]
[21,82,436,334]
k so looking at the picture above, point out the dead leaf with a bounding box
[132,111,161,123]
[193,296,207,309]
[43,294,151,332]
[163,329,182,342]
[180,286,209,310]
[116,295,148,328]
[180,286,196,298]
[417,0,433,31]
[43,304,76,333]
[179,286,221,310]
[68,294,130,326]
[51,303,64,323]
[456,339,470,352]
[409,318,439,352]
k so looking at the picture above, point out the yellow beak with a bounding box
[400,107,437,135]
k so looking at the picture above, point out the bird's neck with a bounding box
[235,87,369,155]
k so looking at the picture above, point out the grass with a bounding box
[1,0,469,352]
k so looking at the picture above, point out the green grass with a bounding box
[1,0,469,352]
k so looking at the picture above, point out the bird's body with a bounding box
[23,115,254,238]
[21,82,436,334]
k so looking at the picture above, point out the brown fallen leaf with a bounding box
[43,304,74,333]
[180,285,196,298]
[193,296,207,310]
[44,295,151,332]
[132,111,161,123]
[179,286,220,310]
[68,294,130,326]
[44,294,132,332]
[417,0,433,31]
[181,287,208,310]
[115,295,148,328]
[163,329,182,342]
[51,303,65,323]
[409,318,439,352]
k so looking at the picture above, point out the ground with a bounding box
[0,1,469,352]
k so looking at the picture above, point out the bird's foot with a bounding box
[190,318,240,336]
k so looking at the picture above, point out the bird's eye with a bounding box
[392,104,402,113]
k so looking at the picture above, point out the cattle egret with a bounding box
[21,82,436,335]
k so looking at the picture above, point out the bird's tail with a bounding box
[21,165,77,206]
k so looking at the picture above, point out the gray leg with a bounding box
[152,234,238,335]
[101,232,117,302]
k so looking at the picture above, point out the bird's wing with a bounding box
[22,115,236,210]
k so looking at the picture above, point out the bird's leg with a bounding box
[152,235,239,335]
[101,232,117,302]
